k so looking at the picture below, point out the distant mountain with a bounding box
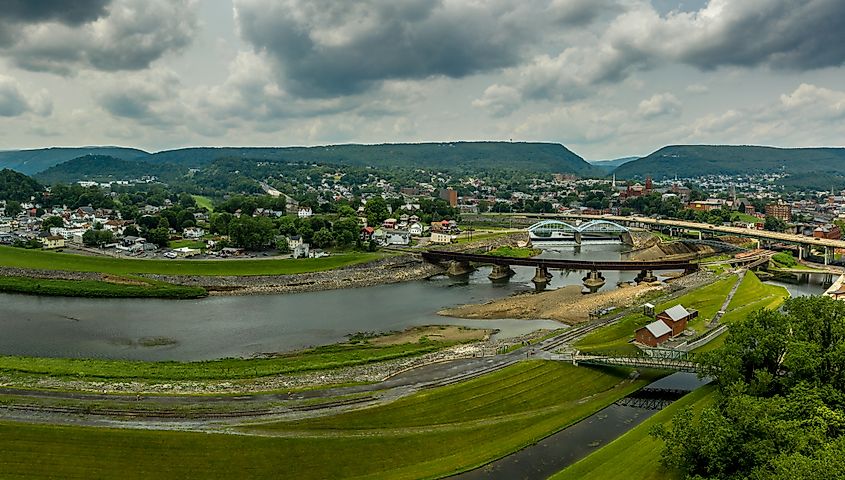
[589,156,639,173]
[34,155,172,184]
[614,145,845,179]
[146,142,603,176]
[0,147,149,175]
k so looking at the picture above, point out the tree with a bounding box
[4,200,21,217]
[228,216,275,250]
[123,225,140,237]
[42,216,64,229]
[146,227,170,248]
[275,236,290,253]
[764,215,787,232]
[652,296,845,479]
[312,228,334,248]
[364,196,389,226]
[82,229,114,247]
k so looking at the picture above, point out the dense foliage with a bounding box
[615,145,845,180]
[0,168,43,203]
[652,296,845,479]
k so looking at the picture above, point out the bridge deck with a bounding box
[422,250,696,271]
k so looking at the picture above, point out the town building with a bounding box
[765,201,792,222]
[439,188,458,207]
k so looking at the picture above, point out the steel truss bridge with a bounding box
[528,219,632,245]
[550,350,701,373]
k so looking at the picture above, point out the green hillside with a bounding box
[0,169,44,202]
[147,142,602,175]
[35,155,173,184]
[0,147,149,175]
[614,145,845,179]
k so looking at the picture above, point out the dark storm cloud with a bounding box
[676,0,845,71]
[235,0,552,97]
[0,0,110,25]
[0,0,198,73]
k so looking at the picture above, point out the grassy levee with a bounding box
[0,245,382,276]
[0,362,654,479]
[0,276,207,299]
[551,385,717,480]
[692,272,789,354]
[0,342,450,381]
[575,276,737,354]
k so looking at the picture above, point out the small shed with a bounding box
[636,320,673,347]
[656,304,697,336]
[643,303,655,317]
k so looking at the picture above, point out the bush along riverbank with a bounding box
[0,275,207,299]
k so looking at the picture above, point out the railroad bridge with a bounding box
[421,250,697,289]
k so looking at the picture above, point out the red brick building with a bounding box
[635,320,673,347]
[765,201,791,222]
[656,304,696,336]
[635,304,697,347]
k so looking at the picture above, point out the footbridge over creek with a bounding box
[421,250,698,288]
[547,352,701,373]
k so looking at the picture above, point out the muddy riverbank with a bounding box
[143,255,444,295]
[439,282,662,324]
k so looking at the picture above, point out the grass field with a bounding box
[0,276,207,299]
[551,385,717,480]
[0,362,654,479]
[191,195,214,211]
[691,272,788,354]
[575,276,738,354]
[0,342,455,381]
[0,245,382,276]
[168,239,207,249]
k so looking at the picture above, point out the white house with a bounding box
[298,207,313,218]
[430,231,452,244]
[288,235,303,250]
[183,227,205,239]
[408,222,423,237]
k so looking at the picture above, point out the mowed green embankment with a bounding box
[0,276,207,299]
[575,276,738,355]
[692,272,789,353]
[0,245,382,276]
[551,385,717,480]
[0,362,655,480]
[0,342,452,381]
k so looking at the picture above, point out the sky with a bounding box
[0,0,843,160]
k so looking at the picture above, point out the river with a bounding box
[1,245,644,361]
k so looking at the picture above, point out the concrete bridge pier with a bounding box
[636,269,659,284]
[446,260,475,277]
[532,266,551,285]
[488,264,516,281]
[798,245,806,261]
[824,246,834,265]
[582,270,606,292]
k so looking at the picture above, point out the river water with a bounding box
[0,245,647,361]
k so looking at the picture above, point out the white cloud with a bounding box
[638,93,682,118]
